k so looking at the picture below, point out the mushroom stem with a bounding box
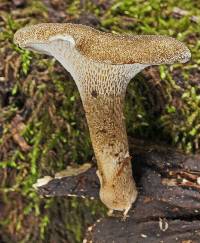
[83,94,137,211]
[71,61,143,213]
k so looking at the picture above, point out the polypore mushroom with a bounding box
[14,23,191,217]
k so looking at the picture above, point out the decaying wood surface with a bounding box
[85,219,200,243]
[37,139,200,242]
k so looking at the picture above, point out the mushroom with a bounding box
[14,23,191,217]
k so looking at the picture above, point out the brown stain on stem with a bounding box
[116,156,132,177]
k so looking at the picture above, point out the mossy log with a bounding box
[37,139,200,242]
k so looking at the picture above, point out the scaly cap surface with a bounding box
[14,23,191,65]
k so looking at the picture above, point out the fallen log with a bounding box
[36,139,200,242]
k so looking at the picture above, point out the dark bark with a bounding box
[37,139,200,242]
[85,219,200,243]
[38,167,99,199]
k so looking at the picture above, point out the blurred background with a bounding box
[0,0,200,242]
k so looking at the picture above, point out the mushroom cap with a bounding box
[14,23,191,65]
